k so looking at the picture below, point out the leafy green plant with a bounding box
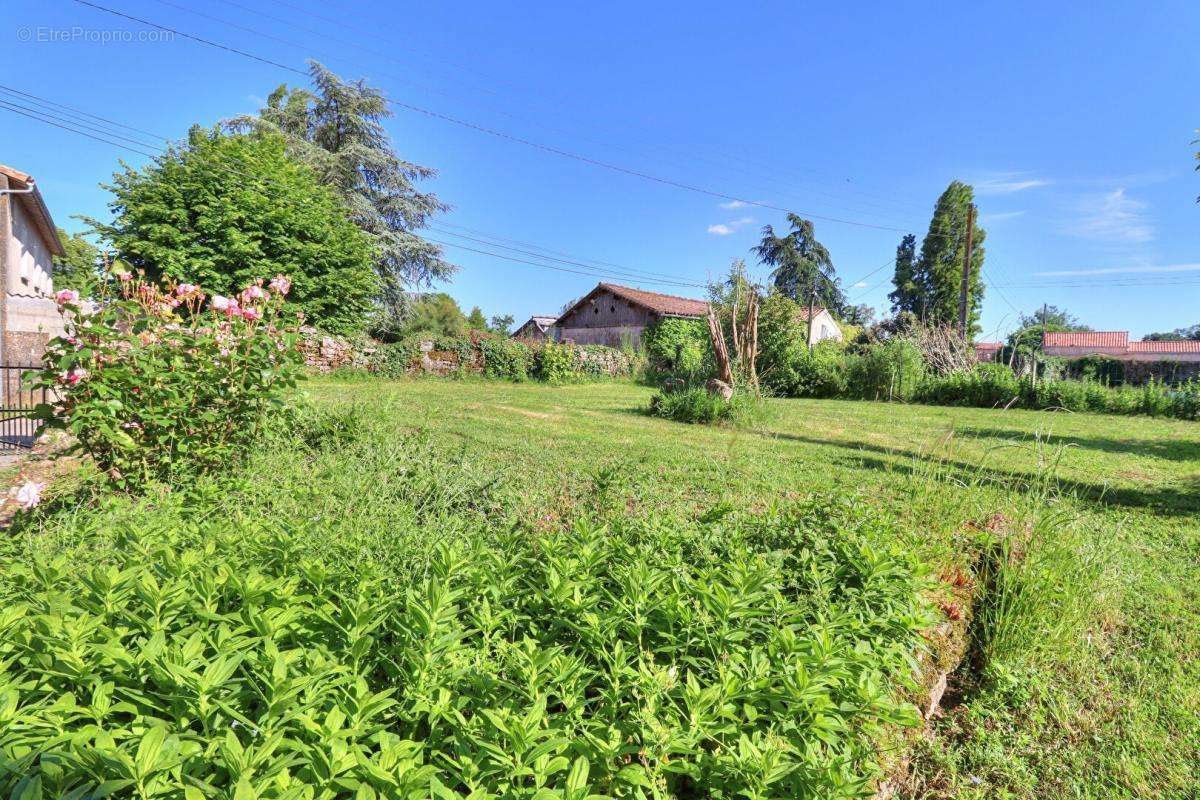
[846,339,925,401]
[479,336,533,381]
[641,317,711,381]
[768,339,848,398]
[532,341,576,384]
[34,273,302,488]
[0,431,931,799]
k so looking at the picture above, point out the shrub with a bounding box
[34,274,302,488]
[648,385,770,426]
[371,339,422,378]
[479,336,533,381]
[532,340,576,384]
[87,129,378,334]
[769,339,849,398]
[916,363,1022,408]
[641,317,711,380]
[847,339,925,401]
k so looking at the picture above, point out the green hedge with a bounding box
[760,340,1200,421]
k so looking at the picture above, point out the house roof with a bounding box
[0,163,65,257]
[1043,331,1129,348]
[516,315,557,332]
[796,306,829,322]
[1128,340,1200,353]
[562,283,710,320]
[975,342,1003,351]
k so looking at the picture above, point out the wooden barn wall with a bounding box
[556,289,658,347]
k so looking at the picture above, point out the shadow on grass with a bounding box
[953,425,1200,464]
[759,429,1200,518]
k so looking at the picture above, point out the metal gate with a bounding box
[0,365,46,451]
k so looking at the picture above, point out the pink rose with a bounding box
[268,275,291,296]
[241,306,263,321]
[10,479,45,510]
[241,285,265,302]
[176,283,198,296]
[54,289,80,306]
[211,295,233,312]
[58,368,88,386]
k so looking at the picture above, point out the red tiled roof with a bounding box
[597,283,710,317]
[975,342,1003,351]
[796,306,828,322]
[1043,331,1128,348]
[1129,340,1200,353]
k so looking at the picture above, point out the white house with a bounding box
[798,306,843,346]
[0,163,65,367]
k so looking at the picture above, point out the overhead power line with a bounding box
[0,102,161,158]
[68,0,977,243]
[189,0,939,221]
[1,84,718,290]
[0,96,164,151]
[0,84,168,142]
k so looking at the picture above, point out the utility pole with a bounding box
[806,282,817,352]
[957,203,976,340]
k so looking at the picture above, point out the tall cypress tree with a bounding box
[914,181,986,336]
[887,233,920,316]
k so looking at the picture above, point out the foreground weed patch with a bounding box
[1,432,930,798]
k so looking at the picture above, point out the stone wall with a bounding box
[574,346,632,376]
[297,328,376,372]
[298,329,633,379]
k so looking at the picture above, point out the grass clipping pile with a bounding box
[0,429,933,799]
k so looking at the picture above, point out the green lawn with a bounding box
[304,378,1199,799]
[4,377,1197,798]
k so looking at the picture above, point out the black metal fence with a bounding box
[0,364,46,451]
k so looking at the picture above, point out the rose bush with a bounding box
[34,271,303,488]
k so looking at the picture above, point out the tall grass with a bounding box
[647,385,772,426]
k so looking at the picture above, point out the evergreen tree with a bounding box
[752,214,846,313]
[466,306,488,330]
[87,128,377,334]
[233,61,453,332]
[887,234,921,315]
[914,181,986,336]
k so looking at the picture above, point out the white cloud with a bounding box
[853,281,868,288]
[1064,188,1154,243]
[719,200,749,209]
[706,216,756,236]
[975,176,1049,195]
[980,210,1026,223]
[1033,263,1200,278]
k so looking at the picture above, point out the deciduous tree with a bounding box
[87,128,377,334]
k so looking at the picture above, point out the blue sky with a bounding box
[3,0,1198,339]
